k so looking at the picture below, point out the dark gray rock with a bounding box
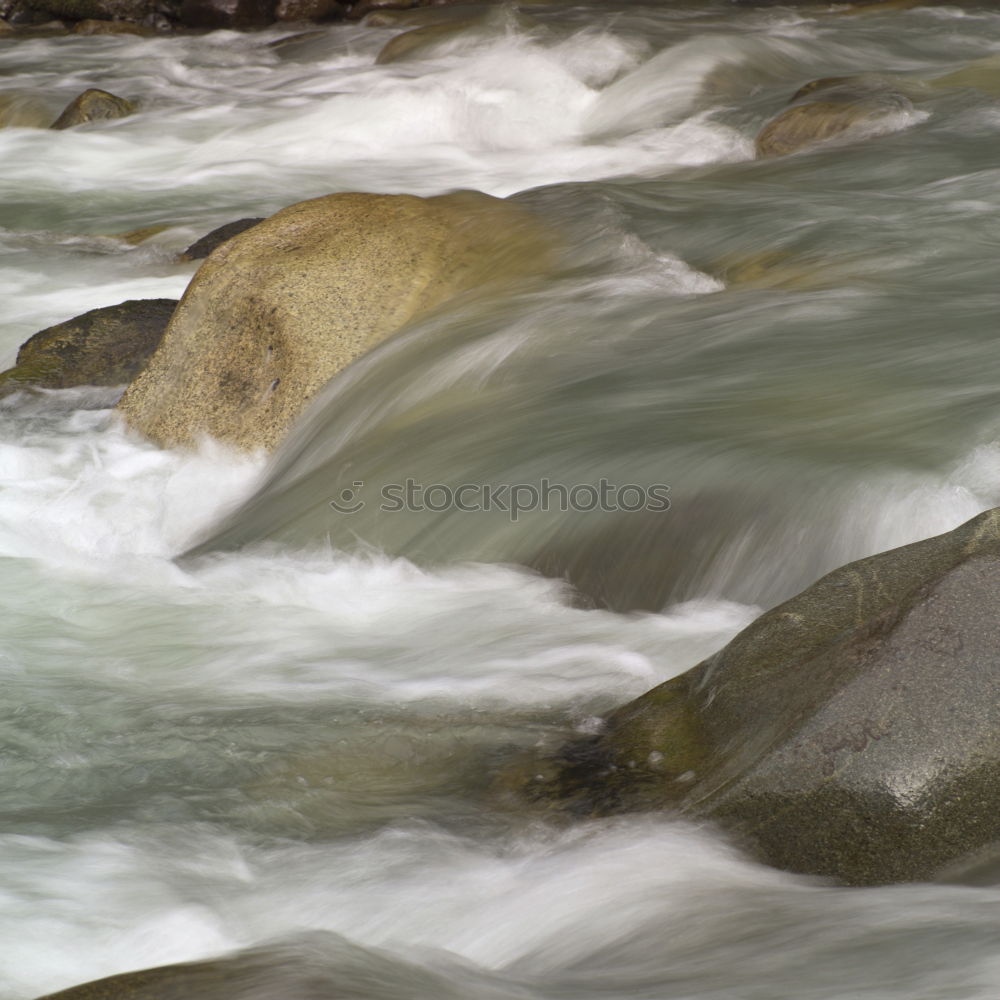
[178,0,273,29]
[274,0,344,20]
[181,217,265,260]
[0,299,177,395]
[513,508,1000,885]
[22,0,154,21]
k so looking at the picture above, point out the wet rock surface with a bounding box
[513,508,1000,885]
[0,299,177,394]
[118,190,554,451]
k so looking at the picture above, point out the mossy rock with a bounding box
[755,81,914,158]
[514,508,1000,885]
[0,299,177,395]
[50,88,135,129]
[117,190,555,452]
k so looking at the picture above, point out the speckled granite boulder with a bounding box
[118,190,553,451]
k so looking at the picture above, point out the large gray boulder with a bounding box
[512,508,1000,885]
[117,190,554,452]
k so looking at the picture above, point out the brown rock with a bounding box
[50,88,135,129]
[0,93,52,129]
[117,190,554,451]
[372,9,538,63]
[754,91,912,158]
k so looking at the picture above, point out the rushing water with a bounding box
[4,2,1000,997]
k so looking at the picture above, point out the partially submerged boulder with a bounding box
[513,508,1000,885]
[180,216,265,260]
[0,299,176,395]
[375,18,480,64]
[755,79,914,158]
[50,88,135,129]
[117,191,554,451]
[375,7,537,61]
[35,959,231,1000]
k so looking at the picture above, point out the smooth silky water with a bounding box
[4,2,1000,996]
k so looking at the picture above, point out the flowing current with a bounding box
[5,2,1000,996]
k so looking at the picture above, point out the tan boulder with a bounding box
[0,93,51,129]
[117,190,554,451]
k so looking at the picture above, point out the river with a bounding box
[3,2,1000,997]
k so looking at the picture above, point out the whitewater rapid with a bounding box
[5,2,1000,997]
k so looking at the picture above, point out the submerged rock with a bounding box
[0,93,52,129]
[375,10,536,64]
[375,18,479,63]
[0,299,177,395]
[755,79,914,158]
[117,190,554,451]
[180,216,265,260]
[35,959,231,1000]
[513,508,1000,886]
[33,943,343,999]
[50,88,135,129]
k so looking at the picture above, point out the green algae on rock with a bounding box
[512,508,1000,885]
[117,190,555,452]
